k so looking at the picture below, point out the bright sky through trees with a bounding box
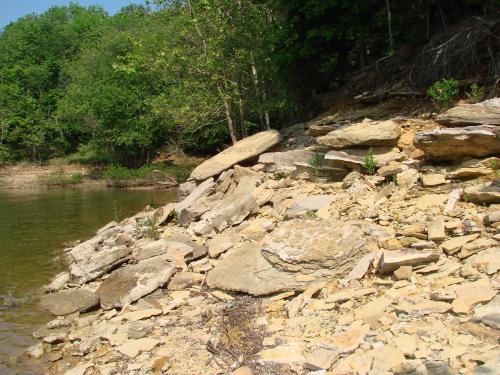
[0,0,135,27]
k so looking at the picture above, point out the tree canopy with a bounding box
[0,0,495,165]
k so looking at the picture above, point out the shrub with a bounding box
[134,211,160,239]
[39,167,83,186]
[362,148,378,175]
[427,78,459,109]
[309,153,324,176]
[465,83,484,104]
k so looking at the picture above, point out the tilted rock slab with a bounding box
[261,219,388,275]
[40,288,99,316]
[436,103,500,127]
[317,120,401,149]
[69,227,131,284]
[190,130,281,181]
[413,125,500,161]
[206,242,300,296]
[97,258,176,310]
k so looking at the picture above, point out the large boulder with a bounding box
[190,130,281,181]
[206,242,300,296]
[40,288,99,316]
[436,102,500,127]
[97,258,176,310]
[262,219,388,276]
[414,125,500,161]
[317,120,401,149]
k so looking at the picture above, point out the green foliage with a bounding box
[465,83,484,104]
[427,78,460,109]
[273,172,287,180]
[0,0,492,167]
[362,148,378,175]
[39,167,83,186]
[134,211,160,240]
[103,161,196,188]
[391,174,398,186]
[491,159,499,178]
[305,210,318,219]
[309,153,324,176]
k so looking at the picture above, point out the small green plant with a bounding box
[134,211,160,239]
[391,174,398,186]
[462,192,469,203]
[465,83,484,104]
[427,78,459,109]
[309,153,324,176]
[273,172,287,180]
[362,148,378,175]
[305,210,318,219]
[491,159,499,178]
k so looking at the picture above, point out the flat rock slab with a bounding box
[116,338,159,358]
[436,103,500,127]
[317,120,401,149]
[378,249,440,274]
[287,195,335,216]
[472,295,500,329]
[190,130,281,181]
[464,181,500,204]
[97,258,176,310]
[262,219,387,275]
[413,125,500,161]
[206,242,300,296]
[258,150,315,172]
[40,289,99,316]
[324,147,404,170]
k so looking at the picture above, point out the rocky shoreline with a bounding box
[26,99,499,374]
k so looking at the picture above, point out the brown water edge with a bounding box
[0,186,176,374]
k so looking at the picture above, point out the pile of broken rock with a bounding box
[29,100,499,375]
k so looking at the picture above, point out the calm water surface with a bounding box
[0,187,175,374]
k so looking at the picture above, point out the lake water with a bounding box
[0,187,176,374]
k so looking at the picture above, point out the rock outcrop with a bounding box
[436,102,500,127]
[414,125,500,161]
[34,103,500,375]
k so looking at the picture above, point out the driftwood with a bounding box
[152,170,178,187]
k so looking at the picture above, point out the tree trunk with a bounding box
[238,94,247,138]
[435,0,447,31]
[262,83,271,130]
[385,0,394,54]
[251,54,266,130]
[217,85,237,144]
